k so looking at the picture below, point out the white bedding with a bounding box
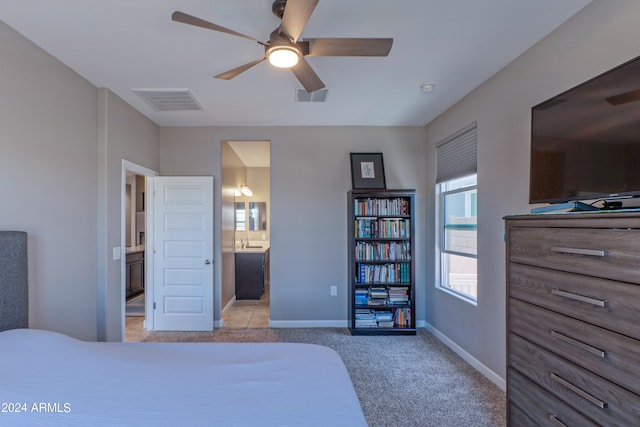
[0,329,367,426]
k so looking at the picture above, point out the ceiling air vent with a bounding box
[132,88,203,111]
[296,88,328,103]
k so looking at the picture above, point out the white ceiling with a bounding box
[227,140,271,167]
[0,0,591,127]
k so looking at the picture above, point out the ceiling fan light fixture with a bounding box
[267,46,300,68]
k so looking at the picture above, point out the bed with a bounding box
[0,232,367,426]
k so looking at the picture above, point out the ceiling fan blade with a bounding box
[172,11,264,44]
[291,57,325,92]
[606,89,640,105]
[280,0,319,43]
[215,58,266,80]
[306,38,393,57]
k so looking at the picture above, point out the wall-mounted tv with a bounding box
[530,55,640,205]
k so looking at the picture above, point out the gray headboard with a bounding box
[0,231,28,332]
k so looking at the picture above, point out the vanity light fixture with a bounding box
[240,185,253,197]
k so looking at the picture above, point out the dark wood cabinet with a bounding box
[235,248,270,300]
[505,212,640,425]
[348,189,416,335]
[126,250,144,298]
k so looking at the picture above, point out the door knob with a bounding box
[205,259,212,265]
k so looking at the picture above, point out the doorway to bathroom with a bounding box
[221,140,270,328]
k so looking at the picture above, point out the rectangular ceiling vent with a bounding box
[132,88,203,111]
[296,88,328,103]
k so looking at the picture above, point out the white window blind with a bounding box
[436,122,477,184]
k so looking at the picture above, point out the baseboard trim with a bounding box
[222,296,236,314]
[424,322,506,391]
[215,296,237,328]
[269,320,348,328]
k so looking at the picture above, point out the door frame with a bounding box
[121,160,158,339]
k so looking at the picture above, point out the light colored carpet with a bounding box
[143,328,506,427]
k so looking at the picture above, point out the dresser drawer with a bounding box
[510,334,640,426]
[509,263,640,340]
[510,298,640,396]
[508,227,640,284]
[508,402,538,427]
[508,367,598,427]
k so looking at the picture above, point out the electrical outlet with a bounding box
[330,285,337,296]
[112,246,121,260]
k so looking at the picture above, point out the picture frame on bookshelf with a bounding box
[350,152,386,189]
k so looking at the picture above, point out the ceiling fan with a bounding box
[171,0,393,93]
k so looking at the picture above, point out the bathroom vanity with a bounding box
[235,243,270,300]
[125,246,144,298]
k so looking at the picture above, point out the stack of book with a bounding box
[375,311,394,328]
[388,286,409,305]
[355,309,377,328]
[368,286,388,306]
[355,288,368,306]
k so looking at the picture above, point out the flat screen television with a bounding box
[530,54,640,205]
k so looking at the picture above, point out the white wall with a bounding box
[423,0,640,383]
[159,126,426,325]
[0,21,98,340]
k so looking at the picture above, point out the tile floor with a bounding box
[125,288,270,342]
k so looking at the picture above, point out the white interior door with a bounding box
[151,176,214,331]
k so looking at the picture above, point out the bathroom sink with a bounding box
[245,245,263,249]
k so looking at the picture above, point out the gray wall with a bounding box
[423,0,640,383]
[221,142,246,310]
[0,20,98,340]
[0,20,160,341]
[160,127,427,325]
[98,89,159,342]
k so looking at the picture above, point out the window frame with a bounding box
[436,174,478,303]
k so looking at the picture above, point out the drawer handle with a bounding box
[550,246,606,257]
[551,288,608,307]
[550,373,608,409]
[551,330,606,358]
[549,414,567,427]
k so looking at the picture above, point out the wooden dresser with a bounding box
[505,212,640,426]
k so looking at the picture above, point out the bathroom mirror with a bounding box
[248,202,267,231]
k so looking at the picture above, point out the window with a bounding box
[435,123,477,302]
[438,175,477,300]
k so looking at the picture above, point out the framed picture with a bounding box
[350,152,386,189]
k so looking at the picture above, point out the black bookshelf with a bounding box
[348,189,416,335]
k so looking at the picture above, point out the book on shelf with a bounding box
[354,218,410,239]
[392,307,412,327]
[377,320,395,328]
[354,197,410,216]
[358,263,408,284]
[374,311,393,322]
[355,241,411,261]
